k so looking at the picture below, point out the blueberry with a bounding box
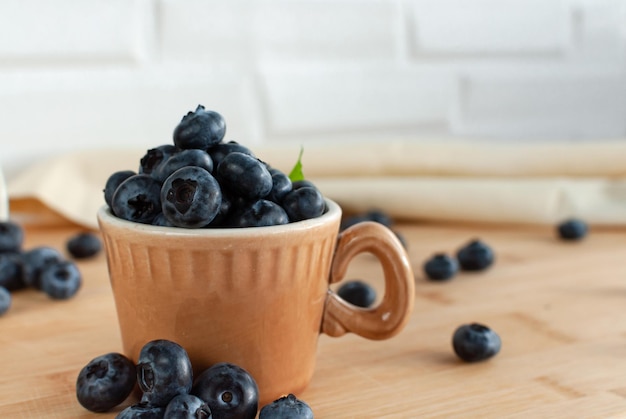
[22,246,63,289]
[153,149,214,183]
[0,220,24,253]
[191,362,259,419]
[456,239,494,271]
[40,260,82,299]
[282,186,325,222]
[452,323,501,362]
[340,214,369,231]
[137,339,193,407]
[423,253,458,281]
[208,141,254,168]
[161,166,222,228]
[66,232,102,259]
[229,200,289,228]
[267,168,292,204]
[557,218,588,241]
[76,352,137,413]
[0,286,11,316]
[364,209,393,228]
[139,144,177,175]
[164,394,212,419]
[116,402,166,419]
[111,174,162,224]
[174,105,226,149]
[104,170,136,209]
[259,394,314,419]
[216,152,273,201]
[152,213,175,227]
[0,253,25,291]
[291,180,317,190]
[336,280,376,308]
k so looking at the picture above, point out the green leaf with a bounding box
[288,147,305,182]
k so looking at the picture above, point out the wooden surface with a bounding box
[3,207,626,418]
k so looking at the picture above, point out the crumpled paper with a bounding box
[7,139,626,229]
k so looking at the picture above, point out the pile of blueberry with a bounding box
[76,339,314,418]
[0,220,100,315]
[105,105,326,228]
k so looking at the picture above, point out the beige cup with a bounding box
[97,199,414,405]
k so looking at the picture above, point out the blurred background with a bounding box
[0,0,625,181]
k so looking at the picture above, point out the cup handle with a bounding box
[321,221,415,340]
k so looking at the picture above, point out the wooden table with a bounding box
[2,205,626,418]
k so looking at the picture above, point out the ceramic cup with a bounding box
[97,198,414,405]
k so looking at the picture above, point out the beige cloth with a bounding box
[8,140,626,228]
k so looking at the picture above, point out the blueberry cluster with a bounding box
[77,339,314,419]
[105,105,326,228]
[423,239,495,282]
[0,221,88,316]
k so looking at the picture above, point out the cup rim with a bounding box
[97,198,341,238]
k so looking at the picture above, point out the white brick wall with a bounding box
[0,0,625,179]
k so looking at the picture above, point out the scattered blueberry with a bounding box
[40,260,82,299]
[0,253,25,291]
[259,393,314,419]
[164,394,212,419]
[139,144,177,175]
[0,286,11,316]
[116,402,166,419]
[137,339,193,407]
[66,232,102,259]
[191,362,259,419]
[456,239,494,271]
[111,174,162,224]
[161,166,222,228]
[104,170,136,209]
[423,253,458,281]
[557,218,588,241]
[364,209,393,228]
[0,220,24,253]
[452,323,501,362]
[22,246,64,289]
[282,186,325,222]
[174,105,226,150]
[76,352,137,413]
[336,280,376,308]
[216,152,273,201]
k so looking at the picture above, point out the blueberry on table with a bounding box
[137,339,193,407]
[152,149,214,183]
[139,144,177,175]
[456,239,494,271]
[337,280,377,308]
[0,253,25,291]
[111,174,162,224]
[423,253,458,281]
[104,170,136,209]
[22,246,63,289]
[557,218,588,241]
[161,166,223,228]
[216,152,273,201]
[0,286,11,316]
[229,199,289,228]
[364,209,394,228]
[191,362,259,419]
[0,220,24,253]
[282,186,325,222]
[452,323,501,362]
[259,393,314,419]
[66,232,102,259]
[76,352,137,413]
[174,105,226,150]
[40,260,82,299]
[164,394,212,419]
[116,402,166,418]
